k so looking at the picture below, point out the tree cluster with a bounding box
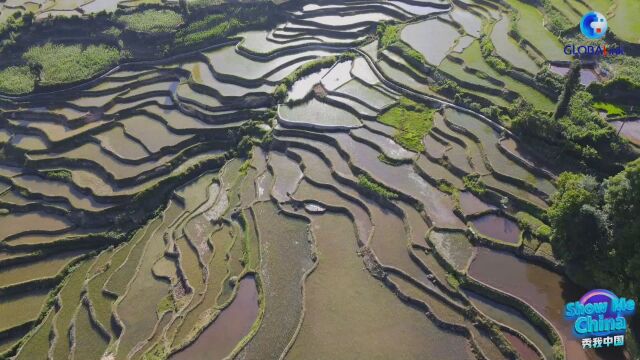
[509,90,633,174]
[548,159,640,296]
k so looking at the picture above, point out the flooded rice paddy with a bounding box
[0,0,623,359]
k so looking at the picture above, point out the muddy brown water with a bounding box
[503,332,540,360]
[171,276,259,360]
[464,289,554,360]
[469,248,626,360]
[611,120,640,146]
[459,191,495,215]
[470,214,520,244]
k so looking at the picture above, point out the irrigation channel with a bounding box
[0,1,630,360]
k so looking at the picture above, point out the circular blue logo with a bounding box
[580,11,608,39]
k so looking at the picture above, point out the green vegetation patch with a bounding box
[607,56,640,85]
[41,169,72,182]
[457,41,554,111]
[357,174,398,200]
[378,22,401,49]
[592,102,625,117]
[378,97,435,152]
[0,66,35,94]
[462,174,486,195]
[547,162,640,297]
[377,23,427,69]
[24,43,120,87]
[156,294,175,317]
[509,90,632,173]
[609,0,640,44]
[118,9,184,34]
[515,211,551,240]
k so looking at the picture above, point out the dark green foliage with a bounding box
[0,11,33,53]
[553,61,581,120]
[559,91,629,163]
[606,56,640,86]
[534,67,563,96]
[548,172,607,266]
[549,160,640,296]
[509,91,631,173]
[589,75,640,106]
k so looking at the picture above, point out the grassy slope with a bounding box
[549,0,582,23]
[0,66,35,94]
[378,97,435,152]
[23,43,120,86]
[457,41,555,111]
[504,0,569,61]
[609,0,640,43]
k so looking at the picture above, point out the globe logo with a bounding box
[580,11,608,39]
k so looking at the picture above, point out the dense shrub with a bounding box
[462,174,486,195]
[534,67,563,96]
[377,22,401,49]
[358,174,398,200]
[510,91,631,173]
[0,65,35,94]
[607,56,640,85]
[553,61,581,120]
[548,160,640,296]
[42,169,72,182]
[23,43,120,86]
[118,9,184,33]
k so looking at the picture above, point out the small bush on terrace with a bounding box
[118,9,184,34]
[377,22,400,49]
[42,169,72,182]
[0,65,35,94]
[462,174,486,195]
[378,97,435,152]
[23,43,120,86]
[358,174,398,200]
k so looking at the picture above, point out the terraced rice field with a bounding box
[0,0,145,24]
[0,1,633,360]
